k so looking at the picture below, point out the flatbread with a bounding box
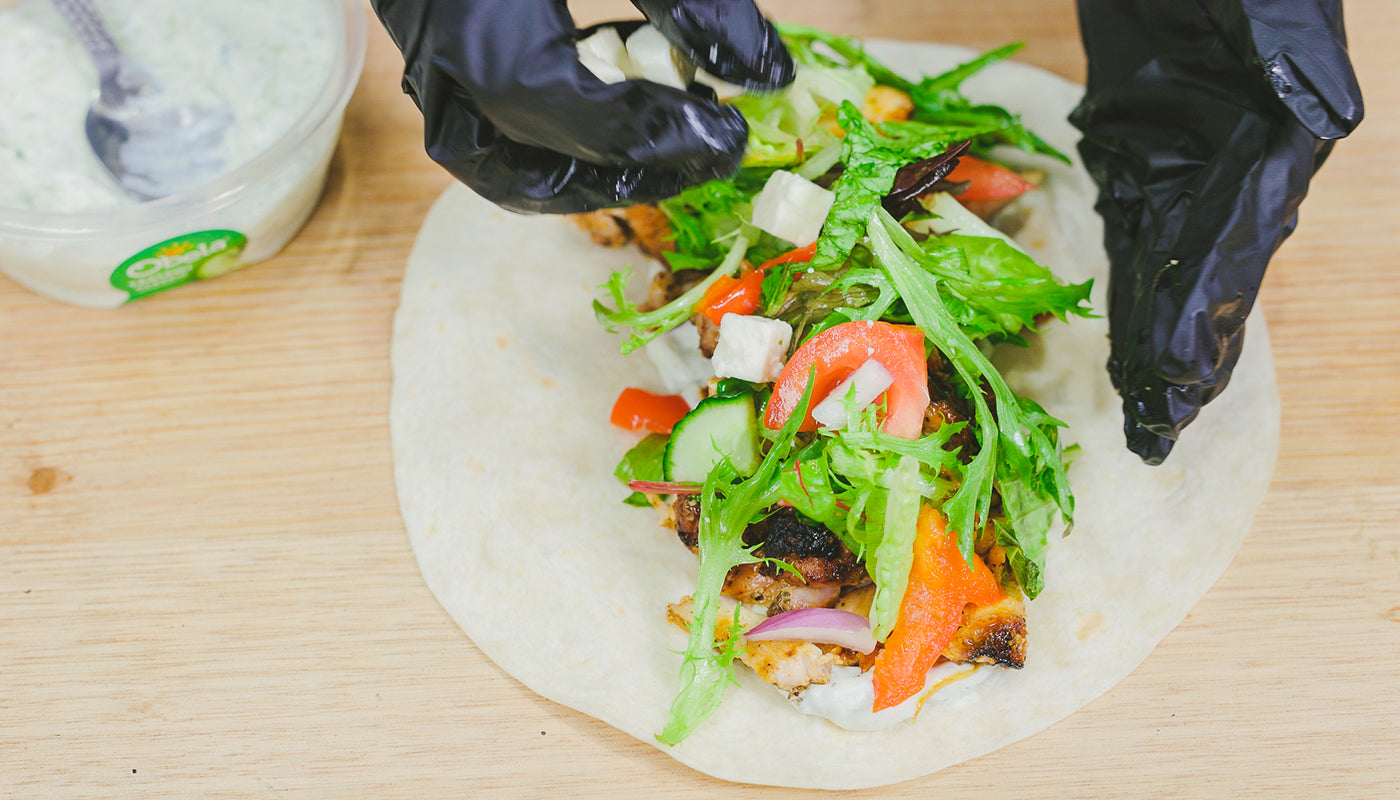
[389,41,1279,789]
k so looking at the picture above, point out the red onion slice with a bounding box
[744,607,877,654]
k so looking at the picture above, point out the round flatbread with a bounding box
[389,41,1279,789]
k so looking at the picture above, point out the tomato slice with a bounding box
[609,388,691,434]
[945,155,1034,202]
[763,320,929,439]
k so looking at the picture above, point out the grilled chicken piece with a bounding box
[723,564,841,614]
[673,495,702,549]
[573,204,674,261]
[672,503,868,614]
[942,591,1027,668]
[673,504,867,585]
[668,597,861,693]
[924,349,978,455]
[756,514,867,585]
[693,312,721,358]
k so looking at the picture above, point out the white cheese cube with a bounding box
[750,170,836,247]
[711,314,793,383]
[577,27,633,84]
[811,359,895,430]
[625,25,694,90]
[692,68,745,102]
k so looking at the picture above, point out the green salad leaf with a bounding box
[614,434,668,507]
[867,206,1072,590]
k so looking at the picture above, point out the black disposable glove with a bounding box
[371,0,794,214]
[1070,0,1363,464]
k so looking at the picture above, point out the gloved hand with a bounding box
[371,0,794,214]
[1070,0,1363,464]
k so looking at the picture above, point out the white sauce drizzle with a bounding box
[796,662,991,731]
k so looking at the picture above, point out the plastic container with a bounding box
[0,0,367,308]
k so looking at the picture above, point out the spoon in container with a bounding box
[51,0,233,201]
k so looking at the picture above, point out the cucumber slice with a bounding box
[663,394,762,483]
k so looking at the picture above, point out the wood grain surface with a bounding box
[3,1,1397,797]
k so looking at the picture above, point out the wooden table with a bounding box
[3,1,1396,796]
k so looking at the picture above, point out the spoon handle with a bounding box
[50,0,121,78]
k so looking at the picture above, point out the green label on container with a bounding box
[111,230,249,301]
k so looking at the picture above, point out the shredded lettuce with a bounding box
[918,234,1094,345]
[764,404,964,640]
[869,454,922,640]
[808,103,914,271]
[729,44,874,169]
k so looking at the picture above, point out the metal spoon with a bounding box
[51,0,233,202]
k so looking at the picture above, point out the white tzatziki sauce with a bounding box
[797,662,990,730]
[0,0,334,212]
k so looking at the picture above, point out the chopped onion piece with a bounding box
[811,358,895,430]
[744,607,877,654]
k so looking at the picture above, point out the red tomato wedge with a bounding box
[945,155,1035,202]
[609,388,691,434]
[763,320,929,440]
[870,506,1004,711]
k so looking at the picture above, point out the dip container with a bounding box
[0,0,367,308]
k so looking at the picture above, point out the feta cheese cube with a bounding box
[576,24,694,90]
[811,359,895,430]
[750,170,836,247]
[711,314,793,383]
[625,25,694,90]
[577,27,633,84]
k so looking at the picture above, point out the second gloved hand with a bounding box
[1071,0,1363,464]
[372,0,795,214]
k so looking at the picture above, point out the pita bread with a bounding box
[389,41,1279,789]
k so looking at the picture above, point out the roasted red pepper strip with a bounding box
[609,387,690,434]
[697,243,819,326]
[870,505,1004,711]
[697,270,765,326]
[757,241,819,271]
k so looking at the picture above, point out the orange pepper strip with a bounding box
[697,270,765,326]
[697,243,820,327]
[870,505,1004,711]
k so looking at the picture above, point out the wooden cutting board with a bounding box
[3,1,1397,796]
